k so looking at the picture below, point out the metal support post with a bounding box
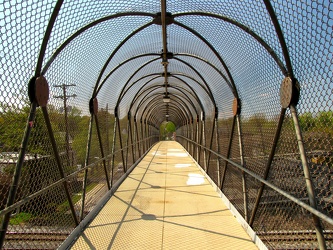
[146,123,149,148]
[135,119,141,157]
[80,114,93,221]
[198,120,203,164]
[207,117,216,173]
[186,122,189,150]
[249,108,286,226]
[116,112,126,173]
[196,117,199,161]
[94,114,111,190]
[54,84,76,167]
[133,118,137,159]
[125,118,130,170]
[202,120,207,171]
[215,117,221,187]
[110,116,118,187]
[105,104,110,181]
[192,120,195,157]
[41,106,79,225]
[236,114,248,222]
[141,120,145,153]
[0,101,37,249]
[128,116,135,164]
[220,115,236,190]
[144,120,149,152]
[290,104,326,250]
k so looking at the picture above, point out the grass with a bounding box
[9,212,33,225]
[57,183,98,213]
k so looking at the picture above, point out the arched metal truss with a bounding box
[0,1,332,249]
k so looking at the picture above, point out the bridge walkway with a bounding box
[70,141,260,249]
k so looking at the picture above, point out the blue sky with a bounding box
[0,0,332,119]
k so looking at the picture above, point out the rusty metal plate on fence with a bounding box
[280,77,293,108]
[35,76,49,107]
[232,97,239,116]
[92,97,98,115]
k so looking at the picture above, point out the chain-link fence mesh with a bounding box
[1,0,332,249]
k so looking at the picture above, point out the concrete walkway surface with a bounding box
[71,141,259,249]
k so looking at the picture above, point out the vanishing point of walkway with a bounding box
[71,141,259,249]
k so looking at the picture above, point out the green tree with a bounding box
[160,121,175,140]
[298,112,316,131]
[316,111,333,133]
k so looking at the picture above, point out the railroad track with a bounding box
[258,230,333,243]
[3,232,69,250]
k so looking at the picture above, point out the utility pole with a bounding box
[54,84,77,167]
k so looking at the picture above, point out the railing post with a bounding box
[198,113,203,165]
[125,115,130,171]
[0,98,37,249]
[141,119,145,153]
[202,119,207,171]
[196,115,199,161]
[215,115,221,187]
[192,118,195,157]
[236,114,248,222]
[290,104,326,249]
[128,114,135,164]
[80,98,98,221]
[105,104,110,182]
[249,108,286,226]
[280,76,326,249]
[32,76,79,226]
[80,103,94,221]
[146,120,149,149]
[94,107,111,190]
[147,122,151,148]
[220,115,236,190]
[42,106,79,226]
[110,114,118,187]
[186,120,190,152]
[135,118,141,157]
[207,108,218,174]
[116,107,126,173]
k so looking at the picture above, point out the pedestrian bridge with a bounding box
[0,1,332,249]
[68,141,261,250]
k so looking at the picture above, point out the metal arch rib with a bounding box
[114,56,214,115]
[113,58,162,113]
[171,58,215,108]
[174,53,234,92]
[135,93,194,122]
[149,105,186,126]
[145,100,190,124]
[142,97,192,126]
[118,75,162,111]
[94,21,155,96]
[173,12,287,76]
[96,54,161,95]
[119,71,209,119]
[36,0,64,76]
[128,85,201,117]
[149,106,184,126]
[171,73,214,110]
[131,86,199,120]
[124,74,205,116]
[173,20,238,99]
[135,93,195,123]
[41,12,155,76]
[262,0,293,78]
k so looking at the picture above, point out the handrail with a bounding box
[177,135,333,226]
[0,135,158,217]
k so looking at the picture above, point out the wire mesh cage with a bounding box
[0,0,332,249]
